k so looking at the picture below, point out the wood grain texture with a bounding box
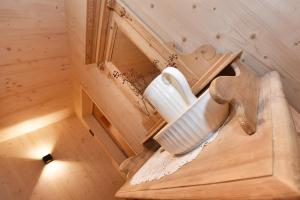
[291,106,300,135]
[85,0,100,64]
[210,60,260,134]
[116,72,300,199]
[270,72,300,193]
[111,2,241,96]
[0,0,73,138]
[92,103,136,157]
[107,28,161,117]
[65,0,162,154]
[120,0,300,112]
[119,139,160,179]
[0,116,124,200]
[102,4,241,144]
[81,89,128,168]
[111,29,160,93]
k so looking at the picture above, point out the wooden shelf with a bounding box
[116,72,300,199]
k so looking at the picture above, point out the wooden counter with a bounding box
[116,72,300,199]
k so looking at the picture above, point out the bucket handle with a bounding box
[162,67,196,106]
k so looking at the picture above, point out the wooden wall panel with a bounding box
[0,2,127,199]
[0,116,124,200]
[0,80,71,120]
[0,0,73,138]
[0,57,70,99]
[65,0,157,153]
[121,0,300,111]
[0,33,68,66]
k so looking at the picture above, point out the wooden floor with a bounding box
[0,116,124,200]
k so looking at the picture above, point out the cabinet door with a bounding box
[104,14,165,141]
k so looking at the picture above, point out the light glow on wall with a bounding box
[0,108,72,143]
[40,160,69,179]
[29,160,74,199]
[27,143,55,160]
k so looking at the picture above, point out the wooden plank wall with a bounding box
[0,0,74,140]
[0,116,124,200]
[64,0,157,154]
[121,0,300,111]
[0,2,127,199]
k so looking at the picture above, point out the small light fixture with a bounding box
[42,154,53,164]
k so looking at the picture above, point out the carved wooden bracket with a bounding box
[168,43,242,94]
[209,60,260,134]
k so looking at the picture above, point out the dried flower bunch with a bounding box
[112,68,159,116]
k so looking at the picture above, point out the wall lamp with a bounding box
[42,154,53,164]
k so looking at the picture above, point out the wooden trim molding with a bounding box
[81,88,130,169]
[86,0,113,64]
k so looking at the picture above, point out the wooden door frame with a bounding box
[85,0,113,64]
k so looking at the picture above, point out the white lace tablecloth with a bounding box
[130,131,219,185]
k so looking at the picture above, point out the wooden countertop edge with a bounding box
[115,175,299,199]
[115,71,300,199]
[269,71,300,192]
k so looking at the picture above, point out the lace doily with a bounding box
[130,131,219,185]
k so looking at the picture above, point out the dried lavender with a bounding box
[112,68,159,116]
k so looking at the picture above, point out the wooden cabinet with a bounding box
[85,0,240,145]
[105,17,161,120]
[116,72,300,200]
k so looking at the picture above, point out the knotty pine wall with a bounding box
[121,0,300,112]
[0,1,125,200]
[0,0,73,142]
[0,117,124,200]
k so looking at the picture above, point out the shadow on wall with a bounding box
[0,157,43,200]
[0,133,62,200]
[0,154,76,200]
[0,128,76,199]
